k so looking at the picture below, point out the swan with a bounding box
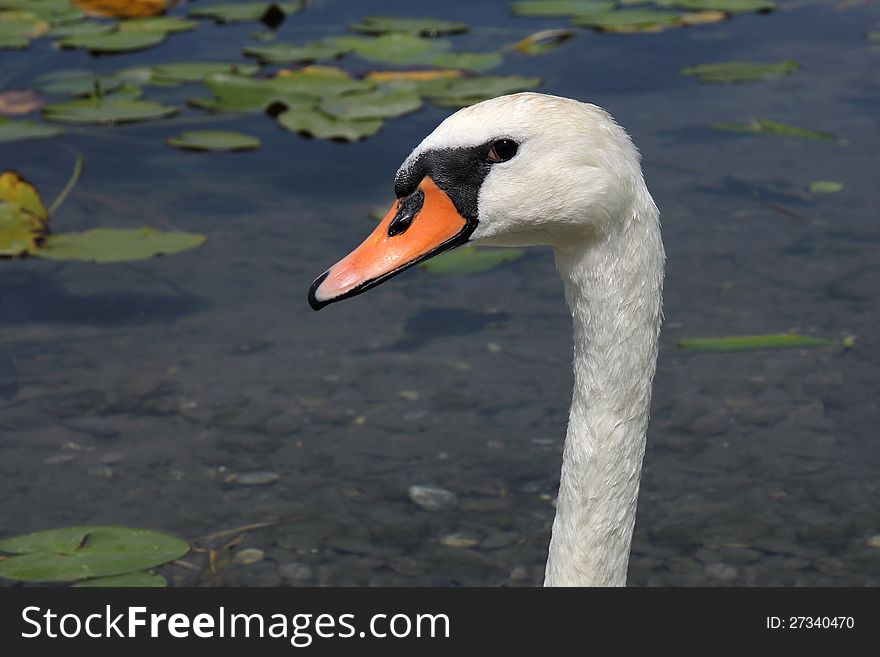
[308,92,664,586]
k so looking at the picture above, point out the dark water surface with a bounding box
[2,1,879,586]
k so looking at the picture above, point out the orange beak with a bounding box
[308,177,471,310]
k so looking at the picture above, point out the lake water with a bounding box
[1,0,879,586]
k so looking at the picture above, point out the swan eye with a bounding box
[486,139,518,163]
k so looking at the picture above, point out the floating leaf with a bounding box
[0,0,83,22]
[0,117,63,142]
[426,52,503,72]
[809,180,843,194]
[35,69,124,97]
[321,89,422,120]
[0,9,50,46]
[424,75,541,107]
[712,117,841,142]
[149,61,259,84]
[167,129,261,152]
[117,16,198,33]
[677,334,833,352]
[47,21,115,38]
[681,60,799,83]
[0,34,28,48]
[512,28,577,55]
[188,2,302,24]
[678,10,728,24]
[0,202,44,256]
[73,571,167,587]
[572,9,683,32]
[0,89,45,115]
[365,69,463,83]
[656,0,774,12]
[244,40,350,64]
[59,29,168,53]
[0,526,189,581]
[44,96,177,124]
[277,107,382,141]
[0,170,48,221]
[326,33,449,66]
[271,66,372,96]
[350,16,469,37]
[192,73,311,113]
[34,227,206,262]
[73,0,166,18]
[421,246,525,274]
[511,1,616,17]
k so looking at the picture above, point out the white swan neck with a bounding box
[544,193,664,587]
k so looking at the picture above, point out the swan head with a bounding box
[309,92,648,310]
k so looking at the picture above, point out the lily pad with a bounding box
[326,33,449,66]
[117,16,199,33]
[43,96,178,124]
[424,75,542,107]
[243,40,350,64]
[656,0,775,12]
[188,2,302,24]
[0,117,63,142]
[0,10,50,37]
[677,334,833,352]
[47,21,115,38]
[1,0,83,22]
[277,107,382,141]
[34,227,206,262]
[572,9,683,31]
[59,28,167,53]
[426,52,504,72]
[511,1,616,17]
[167,129,261,152]
[809,180,843,194]
[712,117,841,142]
[149,61,259,84]
[512,28,577,55]
[0,170,48,223]
[192,73,310,113]
[35,69,124,96]
[0,33,28,48]
[0,525,189,581]
[681,60,799,83]
[73,571,167,587]
[421,246,524,274]
[321,89,422,120]
[0,89,45,115]
[350,16,469,37]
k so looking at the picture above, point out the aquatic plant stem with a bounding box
[47,152,84,216]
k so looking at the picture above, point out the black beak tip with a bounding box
[307,271,330,311]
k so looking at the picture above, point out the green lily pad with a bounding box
[167,129,261,152]
[424,75,541,106]
[712,117,841,142]
[35,69,124,96]
[73,571,167,587]
[0,202,44,256]
[809,180,843,194]
[681,60,799,83]
[426,52,504,72]
[33,227,206,262]
[656,0,774,12]
[512,28,577,55]
[47,21,115,38]
[677,334,833,352]
[149,61,260,84]
[243,40,350,64]
[43,96,178,124]
[421,246,525,274]
[191,73,307,113]
[0,526,189,582]
[59,29,167,53]
[0,117,63,142]
[117,16,199,33]
[0,10,49,38]
[349,16,469,37]
[0,33,28,48]
[572,9,683,31]
[188,2,302,24]
[511,1,617,17]
[0,0,82,22]
[277,107,382,141]
[326,33,449,66]
[321,89,422,120]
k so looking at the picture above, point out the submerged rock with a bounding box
[408,484,458,511]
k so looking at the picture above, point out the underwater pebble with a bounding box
[234,548,266,564]
[479,531,519,551]
[388,556,422,576]
[408,485,458,511]
[866,535,880,548]
[439,533,479,548]
[278,562,313,582]
[398,390,420,401]
[508,565,530,582]
[231,470,280,486]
